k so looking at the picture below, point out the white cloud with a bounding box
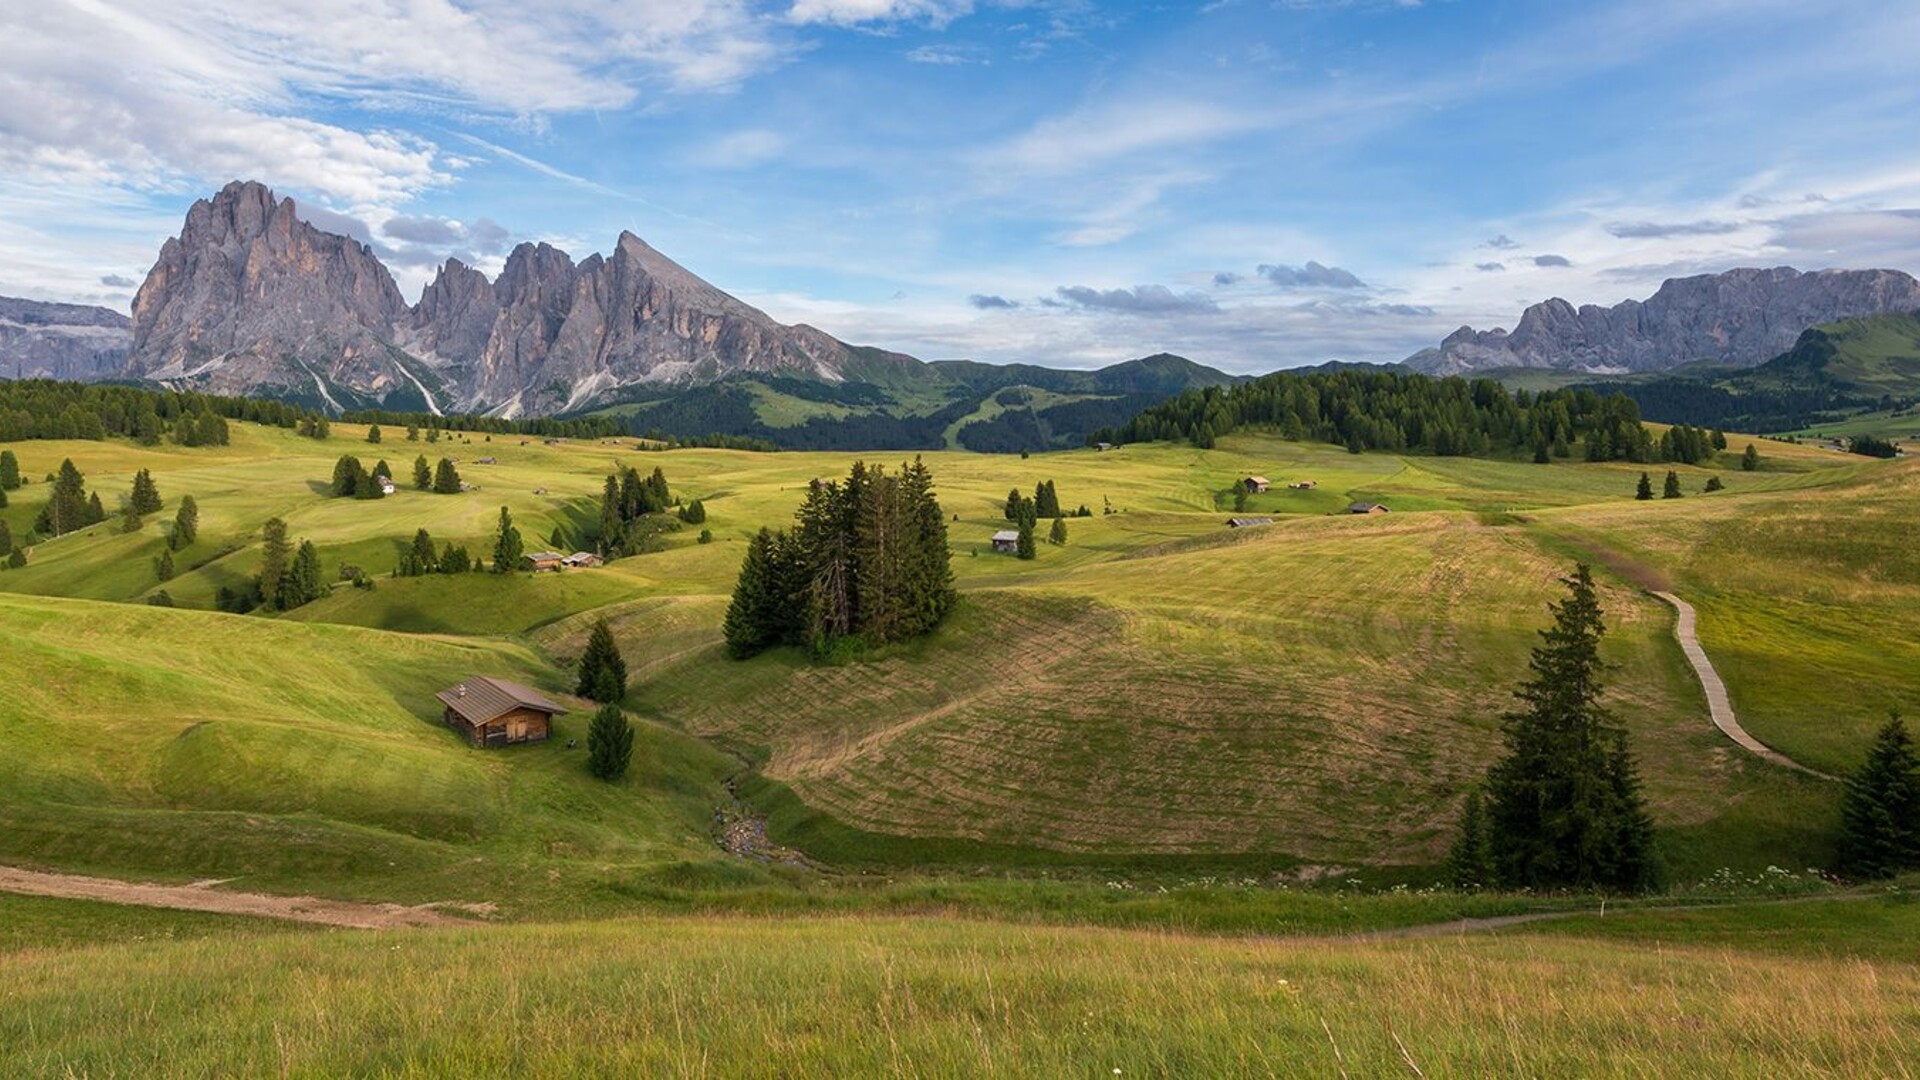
[788,0,974,28]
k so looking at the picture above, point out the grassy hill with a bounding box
[0,418,1897,896]
[4,889,1918,1076]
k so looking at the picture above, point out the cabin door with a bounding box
[507,715,527,742]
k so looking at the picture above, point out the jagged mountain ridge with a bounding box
[1405,267,1920,376]
[0,296,131,381]
[125,180,914,417]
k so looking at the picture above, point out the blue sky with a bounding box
[3,0,1918,372]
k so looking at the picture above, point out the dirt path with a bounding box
[1653,591,1835,780]
[0,866,481,929]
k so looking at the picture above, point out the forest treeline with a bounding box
[1097,369,1660,460]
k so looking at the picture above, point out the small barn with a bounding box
[1243,476,1271,494]
[436,676,565,748]
[1288,480,1317,490]
[1226,517,1274,528]
[562,551,604,569]
[1348,501,1389,515]
[1095,442,1114,452]
[373,476,397,495]
[991,529,1021,554]
[523,550,565,572]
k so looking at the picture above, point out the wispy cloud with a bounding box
[1258,261,1366,288]
[1055,284,1219,314]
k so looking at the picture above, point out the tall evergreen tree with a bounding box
[86,491,106,525]
[6,547,25,569]
[586,703,635,781]
[1005,488,1024,521]
[1742,443,1761,471]
[678,498,706,524]
[432,458,461,494]
[169,496,199,550]
[492,506,524,573]
[156,547,175,582]
[285,540,324,608]
[0,520,12,557]
[129,469,162,514]
[1016,516,1036,560]
[0,448,18,490]
[258,518,291,610]
[119,504,143,534]
[1662,470,1683,499]
[1049,515,1068,546]
[1480,565,1658,893]
[724,528,787,657]
[36,458,89,536]
[367,424,383,444]
[402,527,437,576]
[1445,788,1496,890]
[413,455,433,490]
[576,619,628,702]
[372,459,392,482]
[1634,472,1653,501]
[330,455,365,497]
[1838,713,1920,879]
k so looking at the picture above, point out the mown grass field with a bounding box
[0,420,1901,897]
[3,890,1918,1078]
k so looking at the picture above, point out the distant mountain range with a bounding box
[1405,267,1920,376]
[0,297,130,381]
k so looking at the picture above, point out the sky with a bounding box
[2,0,1918,373]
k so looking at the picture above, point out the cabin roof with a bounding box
[436,676,566,726]
[1246,475,1270,484]
[1226,517,1274,527]
[525,550,565,562]
[991,530,1021,543]
[1348,501,1386,512]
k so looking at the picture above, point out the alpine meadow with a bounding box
[6,2,1920,1075]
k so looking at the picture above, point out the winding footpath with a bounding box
[1652,592,1835,781]
[0,865,475,929]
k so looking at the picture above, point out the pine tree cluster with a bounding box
[33,459,106,537]
[576,620,628,703]
[1839,714,1920,879]
[725,459,956,659]
[1657,423,1716,464]
[597,466,672,557]
[586,703,635,781]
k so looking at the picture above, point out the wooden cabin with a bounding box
[991,529,1021,554]
[436,676,565,748]
[1347,501,1390,515]
[1095,442,1114,452]
[1243,476,1271,494]
[522,550,565,572]
[1288,480,1317,490]
[561,551,604,569]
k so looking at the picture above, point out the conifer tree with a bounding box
[0,520,12,557]
[1742,443,1760,471]
[432,458,461,494]
[1049,515,1068,546]
[1445,788,1495,890]
[402,527,437,576]
[1480,565,1658,892]
[331,455,365,497]
[130,468,162,514]
[119,505,142,534]
[576,619,628,702]
[0,448,18,490]
[724,528,783,658]
[1704,476,1724,492]
[258,517,291,610]
[406,424,420,441]
[36,458,89,536]
[170,496,199,550]
[492,506,523,573]
[1839,713,1920,879]
[678,498,706,524]
[1662,470,1682,499]
[147,590,175,607]
[286,540,324,609]
[438,543,471,574]
[372,459,392,482]
[587,703,634,781]
[1016,516,1036,560]
[1635,472,1653,500]
[156,547,175,582]
[86,491,106,525]
[0,485,5,510]
[6,547,25,569]
[367,424,382,444]
[413,455,433,490]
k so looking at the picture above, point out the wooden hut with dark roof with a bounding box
[436,676,566,748]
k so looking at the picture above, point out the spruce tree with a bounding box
[1742,443,1760,471]
[119,504,142,534]
[1634,472,1653,501]
[576,619,628,703]
[258,517,291,610]
[1662,470,1682,499]
[156,547,175,582]
[1838,713,1920,879]
[678,499,706,525]
[1704,476,1724,492]
[1005,488,1023,521]
[406,425,420,442]
[286,540,324,609]
[724,528,781,658]
[372,459,392,482]
[0,448,18,490]
[367,424,382,444]
[130,468,162,514]
[413,455,433,490]
[403,528,437,576]
[491,506,523,573]
[586,703,634,781]
[86,491,106,525]
[1445,788,1496,890]
[1049,515,1068,546]
[0,520,12,557]
[6,547,24,569]
[331,455,365,497]
[169,496,199,550]
[147,590,175,607]
[432,458,461,494]
[1016,516,1036,560]
[1481,565,1658,893]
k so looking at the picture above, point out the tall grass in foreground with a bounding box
[6,911,1918,1077]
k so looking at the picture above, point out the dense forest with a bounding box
[724,459,956,658]
[1098,369,1657,461]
